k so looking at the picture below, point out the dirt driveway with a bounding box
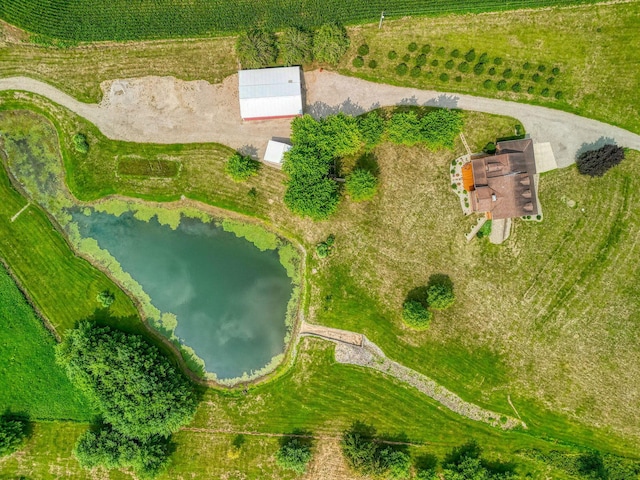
[1,71,639,165]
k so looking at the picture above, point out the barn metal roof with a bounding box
[238,67,303,120]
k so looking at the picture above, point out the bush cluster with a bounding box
[401,275,455,330]
[225,152,260,182]
[316,234,335,258]
[402,300,433,330]
[0,415,28,457]
[576,144,625,177]
[386,109,463,149]
[275,438,313,474]
[72,133,89,153]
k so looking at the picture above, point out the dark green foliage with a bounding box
[541,87,550,96]
[408,42,418,52]
[538,64,546,72]
[388,50,398,60]
[313,23,350,65]
[416,54,428,66]
[420,109,463,149]
[497,80,507,91]
[358,111,385,150]
[73,133,89,154]
[396,63,409,75]
[458,62,470,73]
[440,73,450,82]
[555,90,563,99]
[523,62,532,70]
[402,300,432,329]
[522,449,640,480]
[532,73,541,82]
[451,49,461,58]
[275,438,313,474]
[368,59,378,69]
[502,68,513,78]
[236,29,278,68]
[482,142,496,154]
[455,76,462,83]
[346,169,378,201]
[493,57,503,65]
[279,27,313,66]
[0,415,28,457]
[476,220,492,238]
[316,234,335,258]
[431,59,439,67]
[75,427,170,478]
[527,86,535,94]
[546,76,555,84]
[511,82,521,93]
[96,290,115,308]
[225,152,260,182]
[464,49,476,62]
[427,274,455,310]
[421,44,431,54]
[402,53,411,62]
[56,322,196,440]
[437,46,446,56]
[445,59,455,69]
[478,52,489,63]
[552,66,561,75]
[443,441,515,479]
[518,73,525,80]
[473,63,485,75]
[357,44,369,55]
[576,144,625,177]
[387,111,422,145]
[352,56,364,67]
[483,79,493,89]
[411,66,422,77]
[488,67,496,75]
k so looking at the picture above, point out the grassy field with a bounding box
[0,265,92,421]
[0,0,605,42]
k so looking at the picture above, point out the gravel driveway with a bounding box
[1,71,639,166]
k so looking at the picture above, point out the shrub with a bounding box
[554,90,563,99]
[488,67,496,75]
[313,23,350,65]
[96,290,115,308]
[511,82,521,92]
[316,235,335,258]
[420,109,463,150]
[236,29,278,68]
[445,59,455,69]
[464,48,476,62]
[476,220,492,238]
[483,79,492,89]
[402,53,410,62]
[357,44,369,55]
[455,75,462,83]
[408,42,418,52]
[431,59,439,67]
[427,280,455,310]
[388,50,398,60]
[396,63,409,75]
[457,62,470,73]
[425,71,434,80]
[482,142,496,154]
[532,73,541,82]
[72,133,89,153]
[358,111,385,149]
[538,64,546,72]
[0,415,28,457]
[541,88,550,96]
[368,59,378,69]
[387,111,422,145]
[410,66,422,77]
[518,73,525,80]
[451,49,460,58]
[416,54,427,66]
[275,438,312,474]
[552,66,560,75]
[473,63,485,75]
[439,73,449,82]
[284,177,339,220]
[279,27,313,66]
[493,57,503,65]
[402,300,432,329]
[546,76,555,84]
[576,144,625,177]
[352,56,364,67]
[497,80,507,91]
[523,62,532,70]
[436,46,446,56]
[503,68,513,78]
[478,52,489,63]
[527,86,535,94]
[346,169,378,201]
[421,44,431,54]
[225,152,260,182]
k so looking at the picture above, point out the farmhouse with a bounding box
[465,138,538,219]
[238,66,303,121]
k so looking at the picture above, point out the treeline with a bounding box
[56,322,197,477]
[283,109,463,219]
[236,24,350,68]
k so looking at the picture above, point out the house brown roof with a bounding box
[468,138,538,219]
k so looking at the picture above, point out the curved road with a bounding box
[1,72,639,167]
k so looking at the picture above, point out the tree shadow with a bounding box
[415,453,439,471]
[484,458,518,476]
[423,94,460,109]
[405,286,429,306]
[443,440,482,466]
[279,429,314,449]
[428,273,453,290]
[1,410,33,439]
[378,431,410,455]
[232,434,246,449]
[575,137,616,159]
[345,420,376,441]
[238,144,259,159]
[355,152,380,176]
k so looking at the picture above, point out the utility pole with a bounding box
[378,11,385,29]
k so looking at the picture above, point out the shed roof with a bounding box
[238,67,303,120]
[264,140,292,164]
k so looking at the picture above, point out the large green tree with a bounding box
[313,24,350,65]
[0,415,28,457]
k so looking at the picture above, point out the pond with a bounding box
[72,210,293,380]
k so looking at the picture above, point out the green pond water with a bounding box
[72,210,293,380]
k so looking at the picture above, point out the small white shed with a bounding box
[264,140,292,164]
[238,67,303,121]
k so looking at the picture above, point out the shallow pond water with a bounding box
[73,210,292,380]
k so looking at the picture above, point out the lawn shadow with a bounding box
[1,410,34,439]
[428,273,453,290]
[279,428,314,449]
[232,434,246,449]
[378,430,410,455]
[345,420,376,441]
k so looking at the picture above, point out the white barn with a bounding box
[238,67,303,121]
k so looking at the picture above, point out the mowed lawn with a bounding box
[0,265,92,421]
